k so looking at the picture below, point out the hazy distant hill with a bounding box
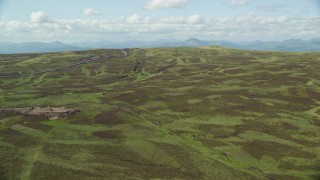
[0,41,83,54]
[238,38,320,52]
[73,38,320,52]
[72,38,239,49]
[1,38,319,54]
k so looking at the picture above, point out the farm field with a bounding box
[0,47,319,179]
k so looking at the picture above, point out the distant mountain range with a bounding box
[73,38,320,52]
[0,41,83,54]
[1,38,320,54]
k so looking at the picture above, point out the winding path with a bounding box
[0,49,128,78]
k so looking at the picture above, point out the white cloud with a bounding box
[257,4,286,12]
[6,21,26,32]
[83,8,100,16]
[160,16,184,24]
[1,14,320,42]
[230,32,236,36]
[144,0,188,10]
[159,15,203,24]
[30,11,51,23]
[123,14,154,24]
[277,15,289,23]
[229,0,248,6]
[186,15,203,24]
[125,14,142,23]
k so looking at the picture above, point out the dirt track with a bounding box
[0,49,128,78]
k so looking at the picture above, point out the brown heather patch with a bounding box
[30,162,103,180]
[245,92,315,111]
[278,161,318,171]
[21,120,52,133]
[198,124,235,138]
[233,121,320,147]
[288,137,320,148]
[288,87,299,97]
[88,144,194,179]
[234,121,290,139]
[92,130,122,139]
[171,129,194,135]
[266,173,301,180]
[94,110,122,125]
[306,89,320,101]
[115,91,149,106]
[215,107,247,117]
[153,142,204,178]
[314,119,320,126]
[223,68,245,74]
[70,118,93,125]
[42,143,86,160]
[278,63,304,70]
[281,122,299,131]
[197,64,220,71]
[217,55,254,61]
[0,146,28,180]
[152,63,176,73]
[0,111,21,119]
[232,99,275,115]
[186,88,214,98]
[0,128,40,147]
[155,95,190,112]
[235,140,316,160]
[106,61,133,74]
[198,139,227,147]
[188,57,201,63]
[156,141,256,179]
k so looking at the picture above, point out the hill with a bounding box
[73,38,320,52]
[0,41,83,54]
[0,47,319,179]
[1,38,320,54]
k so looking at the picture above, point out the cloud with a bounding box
[276,15,289,23]
[186,15,204,24]
[229,0,248,6]
[1,14,320,42]
[30,11,51,23]
[158,14,205,24]
[125,14,141,23]
[257,4,287,12]
[159,16,184,24]
[122,14,154,24]
[144,0,188,10]
[83,8,100,16]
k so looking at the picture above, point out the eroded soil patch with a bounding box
[0,107,80,120]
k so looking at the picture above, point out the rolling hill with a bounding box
[0,47,319,179]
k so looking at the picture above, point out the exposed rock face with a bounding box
[0,107,80,120]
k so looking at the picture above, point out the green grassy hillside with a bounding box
[0,47,319,179]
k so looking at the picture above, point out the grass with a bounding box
[0,47,319,179]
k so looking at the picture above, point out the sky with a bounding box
[0,0,319,42]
